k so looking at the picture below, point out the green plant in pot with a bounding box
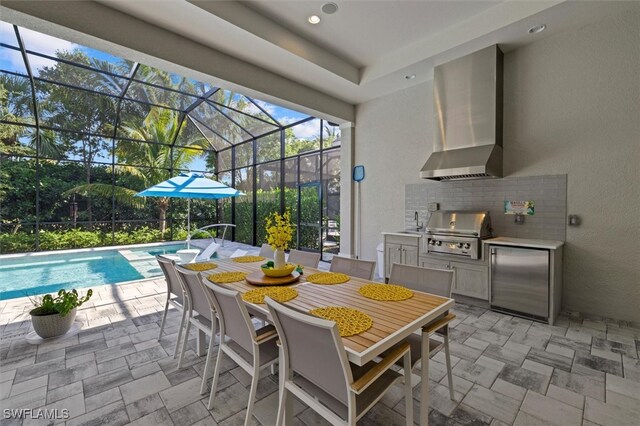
[30,289,93,338]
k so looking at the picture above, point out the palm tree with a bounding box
[64,107,207,233]
[0,74,63,158]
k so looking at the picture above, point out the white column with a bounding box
[339,123,355,258]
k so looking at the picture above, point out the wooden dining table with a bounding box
[194,257,454,425]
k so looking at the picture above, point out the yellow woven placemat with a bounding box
[232,255,266,263]
[306,272,350,285]
[358,283,414,301]
[181,262,218,271]
[207,272,248,284]
[309,307,373,337]
[242,287,298,304]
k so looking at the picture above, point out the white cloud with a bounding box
[291,119,321,140]
[0,22,26,73]
[19,27,77,75]
[0,24,77,76]
[279,116,299,125]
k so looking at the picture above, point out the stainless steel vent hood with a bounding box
[421,45,503,181]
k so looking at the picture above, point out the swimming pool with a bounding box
[0,243,187,300]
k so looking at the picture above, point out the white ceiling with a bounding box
[85,1,640,104]
[243,0,503,68]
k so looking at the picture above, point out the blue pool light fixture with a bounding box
[136,172,243,247]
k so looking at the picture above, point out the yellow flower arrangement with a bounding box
[265,209,295,250]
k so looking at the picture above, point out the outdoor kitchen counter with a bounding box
[485,237,564,250]
[381,231,422,238]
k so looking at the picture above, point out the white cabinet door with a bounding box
[451,261,489,300]
[385,243,402,278]
[402,246,419,267]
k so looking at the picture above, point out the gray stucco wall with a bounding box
[356,10,640,321]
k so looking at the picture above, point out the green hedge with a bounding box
[0,185,337,253]
[0,226,189,254]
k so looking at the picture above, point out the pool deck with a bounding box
[0,241,338,425]
[2,245,640,426]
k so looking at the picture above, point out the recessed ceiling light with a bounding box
[405,74,416,80]
[528,24,546,34]
[308,15,321,24]
[321,2,339,14]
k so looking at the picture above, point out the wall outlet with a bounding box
[568,215,581,226]
[428,202,439,212]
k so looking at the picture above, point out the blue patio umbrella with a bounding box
[136,172,243,248]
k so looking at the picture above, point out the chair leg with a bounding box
[419,331,429,426]
[173,307,188,359]
[178,321,191,369]
[444,333,455,400]
[403,351,414,426]
[207,346,224,410]
[158,299,169,340]
[200,330,216,395]
[244,364,260,426]
[275,386,287,426]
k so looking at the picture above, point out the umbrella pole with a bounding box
[187,198,191,249]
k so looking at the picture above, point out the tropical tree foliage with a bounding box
[0,41,339,254]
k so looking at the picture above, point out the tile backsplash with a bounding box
[406,174,567,241]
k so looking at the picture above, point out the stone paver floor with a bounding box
[2,250,640,425]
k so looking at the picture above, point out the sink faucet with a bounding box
[414,211,423,231]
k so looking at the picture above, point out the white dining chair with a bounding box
[287,249,321,268]
[329,256,376,280]
[156,255,187,358]
[258,243,274,259]
[200,279,279,425]
[174,266,217,372]
[265,297,413,426]
[388,263,456,399]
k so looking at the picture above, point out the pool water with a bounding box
[0,243,186,300]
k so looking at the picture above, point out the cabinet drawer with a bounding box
[385,235,420,246]
[419,257,449,270]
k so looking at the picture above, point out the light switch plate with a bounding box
[428,202,439,212]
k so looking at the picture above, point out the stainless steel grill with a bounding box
[425,211,492,259]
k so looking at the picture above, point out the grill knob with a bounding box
[429,239,435,245]
[456,243,463,248]
[464,243,471,249]
[435,241,442,246]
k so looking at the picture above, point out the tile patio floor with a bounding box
[1,249,640,425]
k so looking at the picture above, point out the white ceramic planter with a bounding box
[30,307,77,339]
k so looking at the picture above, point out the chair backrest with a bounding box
[196,241,220,262]
[156,255,184,303]
[175,266,212,320]
[230,249,248,258]
[200,279,256,354]
[330,256,376,280]
[389,263,454,297]
[287,249,321,268]
[265,297,352,406]
[258,243,274,259]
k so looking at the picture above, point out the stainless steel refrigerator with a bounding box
[490,246,550,321]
